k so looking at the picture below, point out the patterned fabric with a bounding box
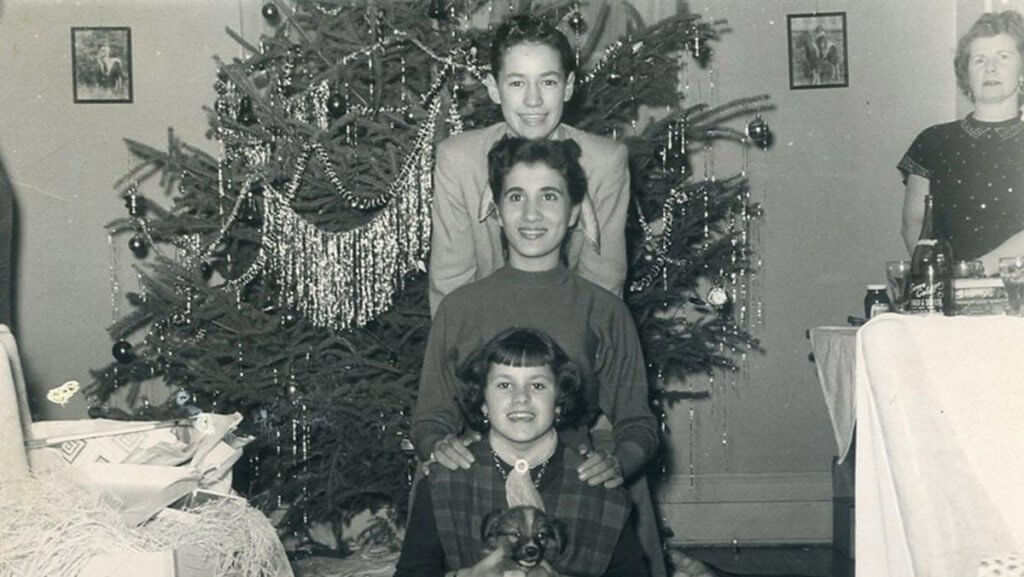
[898,114,1024,260]
[430,439,630,577]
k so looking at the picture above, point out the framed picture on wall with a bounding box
[71,27,133,103]
[787,12,848,90]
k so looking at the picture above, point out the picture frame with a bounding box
[787,12,848,90]
[71,26,133,103]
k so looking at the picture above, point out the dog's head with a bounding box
[481,506,567,569]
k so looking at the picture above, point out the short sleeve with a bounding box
[897,127,937,182]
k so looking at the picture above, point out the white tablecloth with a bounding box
[855,313,1024,577]
[808,325,858,463]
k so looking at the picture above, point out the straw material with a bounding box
[0,468,291,577]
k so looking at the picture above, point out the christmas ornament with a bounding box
[128,235,148,259]
[171,311,189,326]
[688,34,712,67]
[568,12,587,35]
[707,285,730,309]
[200,261,213,280]
[661,118,690,178]
[174,389,191,406]
[215,96,231,117]
[427,0,447,20]
[111,340,134,364]
[403,108,417,124]
[326,93,347,118]
[46,380,80,406]
[280,309,301,328]
[606,71,623,87]
[124,193,146,217]
[261,2,280,24]
[253,71,270,90]
[745,115,772,149]
[237,96,257,125]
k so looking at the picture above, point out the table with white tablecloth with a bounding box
[812,314,1024,577]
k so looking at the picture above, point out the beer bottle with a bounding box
[906,194,953,315]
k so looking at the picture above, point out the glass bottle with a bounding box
[905,195,953,315]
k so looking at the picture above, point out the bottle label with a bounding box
[907,280,946,313]
[869,302,890,318]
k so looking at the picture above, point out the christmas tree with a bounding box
[88,0,767,545]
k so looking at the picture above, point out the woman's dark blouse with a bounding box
[898,114,1024,261]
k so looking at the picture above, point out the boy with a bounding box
[428,14,629,314]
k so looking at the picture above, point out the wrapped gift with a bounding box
[23,412,250,525]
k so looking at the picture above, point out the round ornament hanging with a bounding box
[746,115,772,149]
[280,309,301,329]
[707,285,730,310]
[128,235,148,259]
[326,93,348,118]
[428,0,447,20]
[261,3,280,24]
[112,340,134,364]
[568,12,587,34]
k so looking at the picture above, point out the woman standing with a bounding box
[899,10,1024,273]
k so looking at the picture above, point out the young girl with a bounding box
[395,327,647,577]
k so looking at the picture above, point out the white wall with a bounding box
[629,0,958,544]
[0,0,263,419]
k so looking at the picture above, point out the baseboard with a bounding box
[655,471,833,546]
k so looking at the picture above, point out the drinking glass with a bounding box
[999,256,1024,316]
[954,259,985,279]
[885,260,911,312]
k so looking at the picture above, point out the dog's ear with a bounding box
[481,508,505,545]
[549,518,569,556]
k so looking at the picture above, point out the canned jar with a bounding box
[864,284,891,318]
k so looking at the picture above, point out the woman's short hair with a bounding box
[455,327,589,432]
[954,10,1024,99]
[487,137,587,208]
[489,14,576,79]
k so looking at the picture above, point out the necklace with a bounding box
[492,451,548,487]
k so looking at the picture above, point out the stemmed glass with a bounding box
[885,260,911,312]
[999,256,1024,316]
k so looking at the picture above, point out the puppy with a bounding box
[481,506,567,575]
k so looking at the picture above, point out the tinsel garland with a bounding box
[258,97,443,330]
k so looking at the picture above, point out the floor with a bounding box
[679,545,854,577]
[291,545,855,577]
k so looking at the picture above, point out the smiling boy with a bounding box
[428,14,630,314]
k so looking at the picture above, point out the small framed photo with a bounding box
[71,26,133,103]
[787,12,848,90]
